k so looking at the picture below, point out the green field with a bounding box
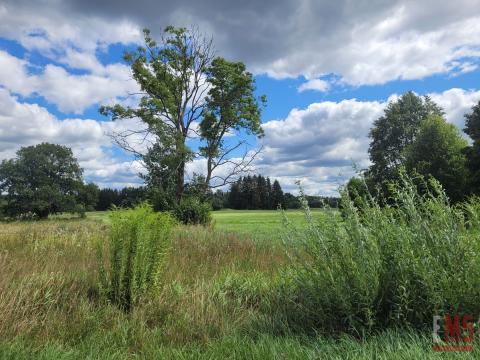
[212,208,328,240]
[82,208,328,240]
[0,207,474,359]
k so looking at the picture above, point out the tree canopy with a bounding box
[404,115,468,202]
[0,143,95,218]
[200,57,265,188]
[367,91,443,193]
[101,26,265,206]
[463,101,480,195]
[346,91,476,204]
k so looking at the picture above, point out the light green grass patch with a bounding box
[212,208,330,241]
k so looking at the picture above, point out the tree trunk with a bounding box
[175,132,186,203]
[205,156,213,193]
[176,160,185,202]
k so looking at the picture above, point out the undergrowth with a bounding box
[269,175,480,335]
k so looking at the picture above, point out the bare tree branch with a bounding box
[208,145,263,188]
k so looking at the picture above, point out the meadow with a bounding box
[1,189,480,359]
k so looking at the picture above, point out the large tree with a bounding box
[101,27,265,204]
[463,101,480,195]
[404,115,468,202]
[367,91,443,193]
[0,143,87,218]
[101,26,214,202]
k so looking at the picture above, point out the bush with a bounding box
[211,196,224,211]
[275,175,480,335]
[97,203,174,311]
[173,197,212,225]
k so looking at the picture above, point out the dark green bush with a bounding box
[97,203,174,311]
[173,197,212,225]
[211,196,224,211]
[274,175,480,335]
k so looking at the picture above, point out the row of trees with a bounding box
[96,187,147,211]
[227,175,284,210]
[0,144,152,218]
[0,143,339,218]
[348,91,480,203]
[207,176,340,210]
[96,177,341,211]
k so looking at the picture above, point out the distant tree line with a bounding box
[17,91,480,219]
[207,175,340,210]
[227,175,284,210]
[96,187,147,211]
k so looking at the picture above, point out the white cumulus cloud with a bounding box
[0,50,138,113]
[298,79,330,93]
[0,88,142,187]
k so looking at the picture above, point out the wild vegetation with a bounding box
[97,204,174,311]
[3,25,480,359]
[1,175,480,358]
[278,175,480,335]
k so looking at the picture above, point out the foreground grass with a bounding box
[2,330,475,359]
[0,212,471,358]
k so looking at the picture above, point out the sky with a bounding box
[1,0,480,195]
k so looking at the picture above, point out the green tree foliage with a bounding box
[217,185,336,211]
[284,193,301,209]
[96,187,147,211]
[77,183,100,212]
[101,27,265,205]
[463,101,480,195]
[96,188,119,211]
[168,175,212,225]
[404,115,468,202]
[367,92,443,195]
[227,175,284,209]
[173,196,212,225]
[100,27,214,202]
[0,143,87,218]
[305,196,340,208]
[210,189,229,210]
[344,176,371,208]
[97,204,174,312]
[200,57,265,188]
[271,180,285,209]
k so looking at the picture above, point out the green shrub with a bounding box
[276,175,480,335]
[173,197,212,225]
[97,203,174,311]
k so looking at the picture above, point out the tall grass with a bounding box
[97,204,174,311]
[277,175,480,335]
[2,182,479,357]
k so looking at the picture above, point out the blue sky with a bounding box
[1,0,480,195]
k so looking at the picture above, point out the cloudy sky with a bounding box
[1,0,480,195]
